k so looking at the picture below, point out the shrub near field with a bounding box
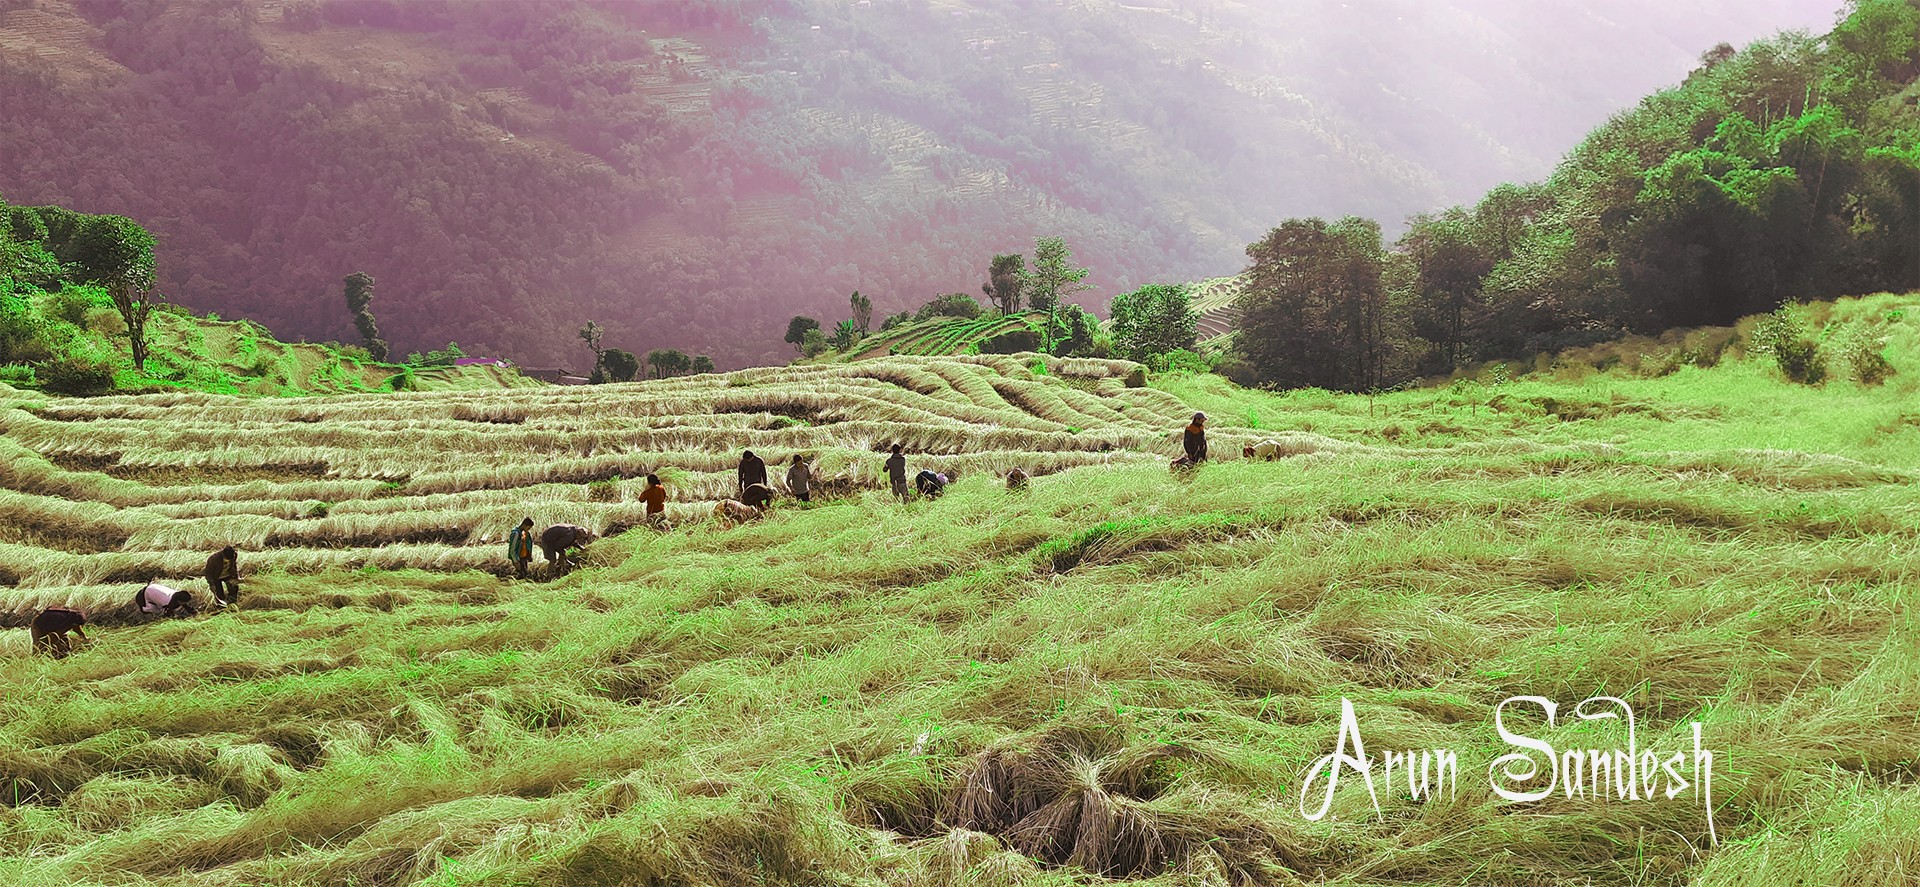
[0,302,1917,886]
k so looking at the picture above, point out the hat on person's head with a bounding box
[1192,412,1207,423]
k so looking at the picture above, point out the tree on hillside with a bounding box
[982,254,1027,315]
[828,319,860,352]
[1399,209,1494,372]
[342,272,388,362]
[785,316,820,355]
[919,292,984,320]
[600,347,639,382]
[1023,236,1092,314]
[849,290,872,334]
[1023,236,1093,352]
[1109,283,1196,364]
[1238,217,1389,391]
[691,354,715,374]
[580,320,608,380]
[646,348,691,378]
[801,327,827,358]
[69,215,162,371]
[0,192,14,290]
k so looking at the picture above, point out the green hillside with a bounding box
[838,312,1049,361]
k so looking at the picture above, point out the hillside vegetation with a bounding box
[0,294,1915,885]
[0,0,1838,365]
[1222,0,1920,392]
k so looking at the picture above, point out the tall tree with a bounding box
[342,272,388,361]
[1400,210,1494,371]
[784,316,820,354]
[1023,236,1093,352]
[849,290,872,334]
[69,215,161,371]
[1237,217,1387,391]
[1023,236,1092,313]
[691,354,715,374]
[1108,283,1197,363]
[982,253,1027,315]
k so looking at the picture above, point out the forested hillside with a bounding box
[1230,0,1920,391]
[0,0,1834,367]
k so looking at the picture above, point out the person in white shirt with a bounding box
[133,581,196,618]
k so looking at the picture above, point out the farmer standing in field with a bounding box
[737,450,768,499]
[640,474,668,528]
[1181,412,1209,466]
[508,517,535,579]
[884,444,908,502]
[786,454,814,503]
[205,545,240,606]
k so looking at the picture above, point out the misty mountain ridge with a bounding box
[0,0,1840,366]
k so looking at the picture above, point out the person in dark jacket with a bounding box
[737,450,769,498]
[540,524,595,571]
[884,444,908,502]
[1182,412,1209,464]
[742,482,774,510]
[205,546,240,606]
[30,607,87,658]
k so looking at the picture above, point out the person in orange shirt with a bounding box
[640,474,669,528]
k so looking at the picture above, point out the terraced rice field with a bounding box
[1190,275,1247,343]
[0,354,1214,623]
[847,314,1046,359]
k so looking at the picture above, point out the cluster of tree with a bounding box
[577,320,712,381]
[1232,0,1920,390]
[782,236,1112,360]
[1,193,165,392]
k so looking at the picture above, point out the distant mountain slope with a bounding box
[0,0,1839,367]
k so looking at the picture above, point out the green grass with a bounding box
[1,296,1917,885]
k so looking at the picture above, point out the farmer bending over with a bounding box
[135,582,196,618]
[30,607,87,658]
[205,545,240,606]
[915,469,949,500]
[742,482,774,511]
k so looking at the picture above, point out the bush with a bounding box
[1750,306,1826,384]
[0,364,34,385]
[979,326,1040,354]
[1832,326,1896,385]
[39,344,119,395]
[1147,348,1212,375]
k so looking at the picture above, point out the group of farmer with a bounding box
[25,416,1225,658]
[27,545,241,658]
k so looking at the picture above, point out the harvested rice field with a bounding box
[2,310,1918,886]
